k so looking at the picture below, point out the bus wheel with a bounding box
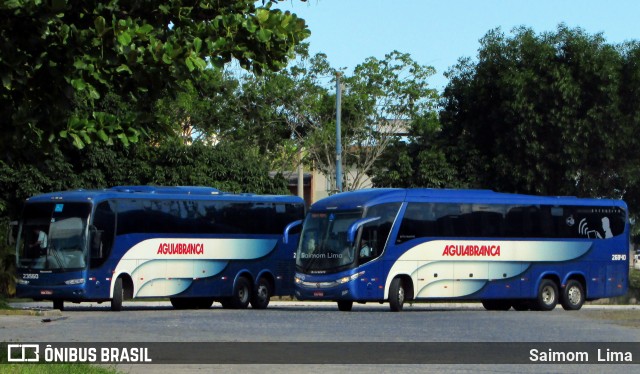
[535,279,558,311]
[53,300,64,311]
[481,300,511,311]
[229,276,251,309]
[250,278,271,309]
[561,280,585,311]
[389,277,405,312]
[196,298,214,309]
[337,301,353,311]
[111,277,123,312]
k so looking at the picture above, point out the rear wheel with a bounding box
[229,276,251,309]
[561,280,585,311]
[337,300,353,311]
[389,277,406,312]
[535,279,558,311]
[111,277,123,311]
[250,278,272,309]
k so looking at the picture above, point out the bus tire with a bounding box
[561,280,585,311]
[481,299,511,311]
[389,277,406,312]
[535,279,558,311]
[111,277,123,311]
[250,278,272,309]
[337,300,353,311]
[196,298,214,309]
[229,276,251,309]
[53,299,64,311]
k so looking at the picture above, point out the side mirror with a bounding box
[283,220,303,244]
[347,217,380,244]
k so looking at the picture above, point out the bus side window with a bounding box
[91,201,115,268]
[360,203,401,263]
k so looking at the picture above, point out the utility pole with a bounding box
[335,72,343,193]
[297,147,304,200]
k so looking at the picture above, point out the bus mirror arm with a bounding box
[283,220,303,244]
[347,217,380,244]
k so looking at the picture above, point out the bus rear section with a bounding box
[14,186,305,311]
[294,189,629,312]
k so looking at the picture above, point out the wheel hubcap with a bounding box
[542,286,555,305]
[398,287,405,304]
[567,286,581,305]
[239,287,248,302]
[257,285,267,301]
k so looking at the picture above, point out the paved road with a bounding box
[2,301,639,373]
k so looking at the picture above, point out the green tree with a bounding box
[372,112,461,188]
[0,0,310,153]
[230,48,439,191]
[440,25,640,208]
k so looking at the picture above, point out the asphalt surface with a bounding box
[2,300,639,373]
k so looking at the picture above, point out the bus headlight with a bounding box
[294,276,303,284]
[65,278,85,285]
[336,271,365,285]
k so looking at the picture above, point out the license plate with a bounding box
[40,290,53,295]
[313,291,324,297]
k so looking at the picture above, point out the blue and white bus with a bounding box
[14,186,305,311]
[293,189,629,312]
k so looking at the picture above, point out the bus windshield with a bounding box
[17,202,91,271]
[296,211,363,273]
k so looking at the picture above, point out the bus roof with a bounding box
[25,186,304,205]
[309,188,627,211]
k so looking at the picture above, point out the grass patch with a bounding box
[0,363,119,374]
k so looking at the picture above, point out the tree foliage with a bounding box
[371,112,461,188]
[0,0,310,153]
[0,141,288,220]
[230,48,439,191]
[439,25,640,208]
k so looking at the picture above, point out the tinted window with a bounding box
[396,203,626,243]
[116,199,304,235]
[90,201,116,268]
[358,203,402,264]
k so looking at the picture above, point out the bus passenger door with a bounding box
[356,259,381,299]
